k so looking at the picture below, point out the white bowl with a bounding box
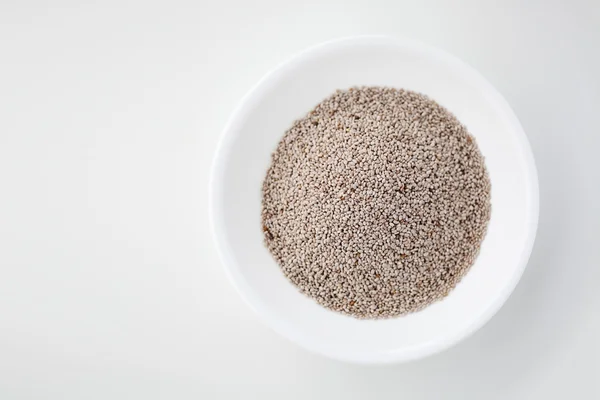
[209,36,539,364]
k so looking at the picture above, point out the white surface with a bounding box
[0,0,598,398]
[210,36,539,363]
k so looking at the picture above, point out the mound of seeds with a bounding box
[261,87,491,319]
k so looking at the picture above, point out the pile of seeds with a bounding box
[261,87,491,319]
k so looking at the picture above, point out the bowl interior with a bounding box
[211,37,537,363]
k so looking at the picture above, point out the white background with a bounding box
[1,0,599,398]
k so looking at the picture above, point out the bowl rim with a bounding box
[208,35,540,364]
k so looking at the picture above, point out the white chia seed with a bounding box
[261,87,491,319]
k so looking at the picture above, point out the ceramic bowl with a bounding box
[209,36,539,364]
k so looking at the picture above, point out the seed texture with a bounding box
[261,87,491,319]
